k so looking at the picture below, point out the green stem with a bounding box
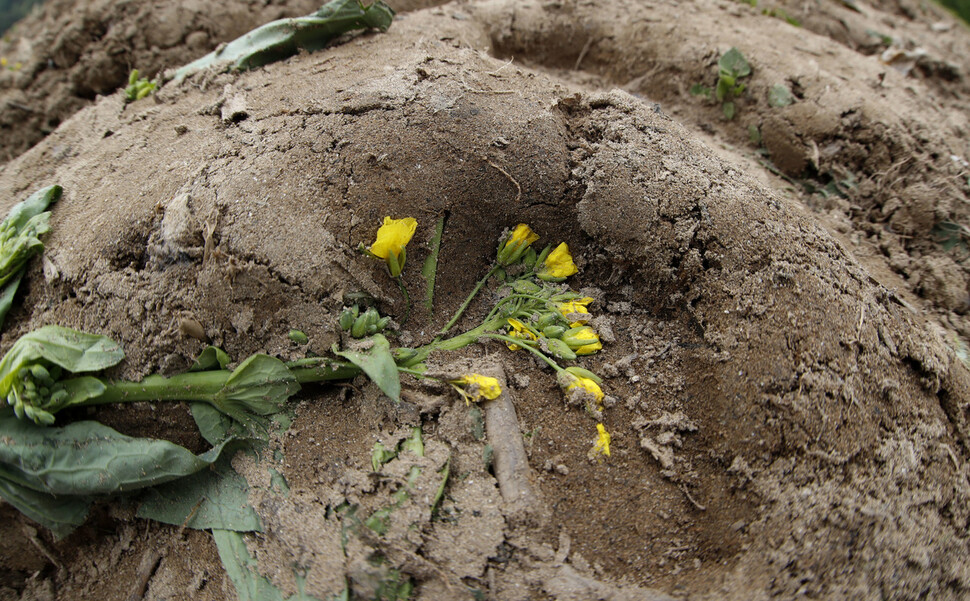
[439,264,501,336]
[482,291,557,324]
[82,361,361,406]
[433,316,507,352]
[480,333,564,372]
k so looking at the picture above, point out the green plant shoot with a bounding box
[0,185,61,329]
[124,69,156,103]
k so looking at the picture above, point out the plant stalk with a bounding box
[81,362,361,406]
[439,264,502,335]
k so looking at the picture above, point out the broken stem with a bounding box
[439,264,501,335]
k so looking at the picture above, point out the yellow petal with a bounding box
[537,243,578,279]
[556,297,594,325]
[592,423,611,457]
[508,224,540,246]
[563,326,599,347]
[574,340,603,355]
[563,374,605,403]
[369,217,417,260]
[451,373,502,404]
[505,318,537,351]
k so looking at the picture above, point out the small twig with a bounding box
[679,484,707,511]
[574,37,595,70]
[22,524,64,573]
[482,363,545,522]
[487,160,522,204]
[486,58,514,76]
[126,549,163,601]
[5,100,39,114]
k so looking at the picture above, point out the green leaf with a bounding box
[0,416,236,537]
[0,186,61,304]
[689,83,711,98]
[3,185,61,234]
[715,77,731,102]
[422,215,446,317]
[0,476,90,540]
[57,376,108,409]
[0,271,22,331]
[191,346,231,372]
[0,415,233,495]
[213,354,301,417]
[0,325,124,400]
[748,124,762,145]
[191,402,236,445]
[138,451,261,532]
[172,0,395,83]
[718,47,751,78]
[401,426,424,457]
[722,101,736,120]
[334,334,400,402]
[213,529,324,601]
[768,84,794,107]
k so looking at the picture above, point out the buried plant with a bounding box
[0,215,614,545]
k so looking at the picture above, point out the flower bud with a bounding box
[542,325,567,339]
[545,338,577,360]
[511,279,542,294]
[497,224,540,266]
[562,326,600,348]
[339,306,358,331]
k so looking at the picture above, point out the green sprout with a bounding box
[692,47,752,120]
[124,69,156,103]
[715,48,751,119]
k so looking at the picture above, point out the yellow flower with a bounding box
[558,371,605,410]
[562,326,601,355]
[450,374,502,405]
[589,423,611,459]
[497,224,540,265]
[369,216,417,277]
[505,318,537,351]
[537,243,577,281]
[0,58,6,67]
[556,297,594,326]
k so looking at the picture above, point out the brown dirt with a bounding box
[0,1,969,600]
[0,0,448,163]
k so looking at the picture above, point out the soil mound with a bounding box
[0,2,968,601]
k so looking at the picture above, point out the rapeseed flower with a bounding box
[450,373,502,405]
[589,423,611,459]
[558,369,605,409]
[562,326,602,355]
[505,318,537,351]
[556,297,594,326]
[537,242,577,281]
[369,216,417,277]
[497,224,539,266]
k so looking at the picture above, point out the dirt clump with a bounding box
[0,2,968,601]
[0,0,448,163]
